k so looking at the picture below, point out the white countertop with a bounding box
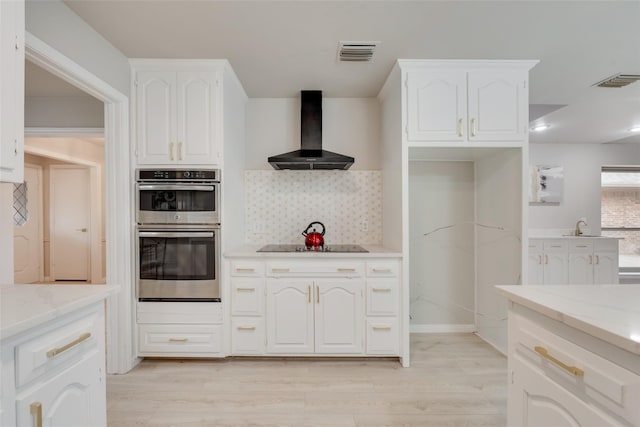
[496,285,640,355]
[0,284,120,340]
[224,245,402,258]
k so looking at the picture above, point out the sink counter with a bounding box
[224,245,402,258]
[0,284,119,340]
[496,284,640,355]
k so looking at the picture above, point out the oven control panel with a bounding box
[137,169,219,182]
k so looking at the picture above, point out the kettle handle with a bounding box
[303,221,325,236]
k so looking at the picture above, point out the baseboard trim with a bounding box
[410,324,476,333]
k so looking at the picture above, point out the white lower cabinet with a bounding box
[1,302,107,427]
[508,305,640,426]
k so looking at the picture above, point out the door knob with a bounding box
[76,228,88,232]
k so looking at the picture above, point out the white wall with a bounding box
[25,96,104,128]
[409,161,475,329]
[529,143,640,233]
[245,98,381,170]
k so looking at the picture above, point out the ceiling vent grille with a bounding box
[594,74,640,88]
[338,41,379,62]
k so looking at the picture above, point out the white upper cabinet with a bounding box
[403,60,535,146]
[132,61,222,166]
[0,0,25,183]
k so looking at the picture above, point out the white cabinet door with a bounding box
[528,253,544,285]
[468,69,527,141]
[16,353,105,427]
[510,357,624,427]
[569,253,594,285]
[544,253,568,284]
[176,71,219,164]
[0,0,24,183]
[135,71,175,165]
[314,280,363,354]
[266,279,314,354]
[406,70,466,142]
[594,252,618,284]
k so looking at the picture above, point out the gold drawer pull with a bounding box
[550,245,562,248]
[30,402,43,427]
[46,332,91,358]
[236,268,255,273]
[308,285,311,303]
[372,268,392,273]
[372,325,392,331]
[236,287,256,292]
[316,286,320,304]
[272,268,290,273]
[237,326,256,331]
[576,245,589,248]
[372,288,392,292]
[337,268,356,272]
[168,338,189,343]
[534,346,584,377]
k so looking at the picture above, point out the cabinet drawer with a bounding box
[543,240,568,253]
[138,324,222,355]
[366,279,398,316]
[15,311,101,388]
[231,279,264,316]
[266,262,364,277]
[528,240,543,252]
[137,301,222,324]
[366,261,399,277]
[512,314,640,423]
[366,318,399,355]
[230,261,264,277]
[231,317,265,355]
[568,240,594,252]
[595,238,618,252]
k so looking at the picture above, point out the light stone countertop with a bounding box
[224,245,402,258]
[496,285,640,355]
[0,284,120,340]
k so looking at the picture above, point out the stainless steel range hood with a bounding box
[268,91,354,170]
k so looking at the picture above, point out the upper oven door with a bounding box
[137,183,219,225]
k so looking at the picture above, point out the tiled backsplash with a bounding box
[245,170,382,245]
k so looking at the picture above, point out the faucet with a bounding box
[575,220,587,236]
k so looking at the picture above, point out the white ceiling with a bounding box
[31,1,640,145]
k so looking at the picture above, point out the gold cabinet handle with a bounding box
[307,285,311,303]
[576,245,588,248]
[236,287,256,292]
[169,142,174,161]
[235,268,255,273]
[538,255,542,265]
[372,288,392,292]
[534,346,584,377]
[46,332,91,358]
[596,255,600,264]
[75,228,88,232]
[30,402,42,427]
[168,338,188,343]
[589,255,593,265]
[372,325,392,331]
[337,268,356,272]
[178,142,183,161]
[544,254,548,264]
[237,326,256,331]
[550,245,562,248]
[316,286,320,304]
[457,118,464,137]
[272,268,290,273]
[372,268,392,273]
[470,118,477,137]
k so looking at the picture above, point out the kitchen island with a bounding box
[496,285,640,426]
[1,284,118,426]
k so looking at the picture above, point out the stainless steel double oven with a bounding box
[136,169,220,302]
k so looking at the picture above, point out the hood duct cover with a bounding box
[268,90,354,170]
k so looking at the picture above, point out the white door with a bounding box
[569,253,594,284]
[50,166,91,281]
[13,164,43,283]
[314,280,363,354]
[266,279,314,354]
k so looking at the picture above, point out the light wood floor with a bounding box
[107,334,507,427]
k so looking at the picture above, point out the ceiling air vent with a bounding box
[337,41,380,62]
[594,73,640,88]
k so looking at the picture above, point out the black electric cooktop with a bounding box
[257,244,368,253]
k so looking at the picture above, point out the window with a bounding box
[601,167,640,270]
[12,182,28,226]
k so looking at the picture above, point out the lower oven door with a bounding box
[137,229,220,301]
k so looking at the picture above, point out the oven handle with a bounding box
[138,185,215,192]
[138,231,215,238]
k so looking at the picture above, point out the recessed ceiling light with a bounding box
[629,126,640,132]
[531,124,550,132]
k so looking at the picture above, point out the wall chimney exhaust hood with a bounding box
[268,91,354,170]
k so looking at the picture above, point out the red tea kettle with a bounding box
[302,221,325,248]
